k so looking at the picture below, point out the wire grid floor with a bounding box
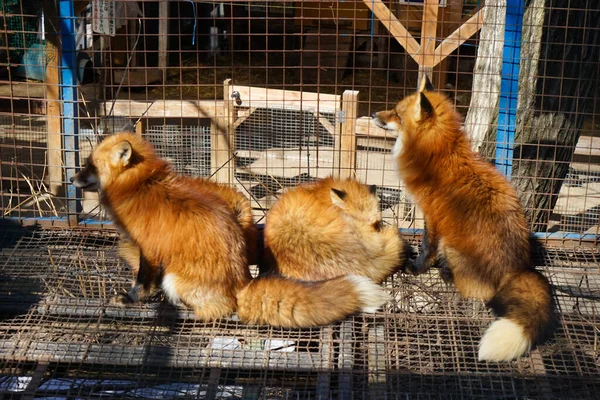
[0,226,599,399]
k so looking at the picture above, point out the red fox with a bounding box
[374,77,554,362]
[261,177,408,284]
[115,175,259,297]
[72,132,387,327]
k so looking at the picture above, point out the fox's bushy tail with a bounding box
[236,274,389,327]
[478,269,554,362]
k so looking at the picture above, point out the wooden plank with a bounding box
[335,91,359,180]
[0,341,326,371]
[98,100,225,118]
[362,0,421,62]
[433,9,484,66]
[230,85,341,112]
[44,0,62,195]
[419,0,440,68]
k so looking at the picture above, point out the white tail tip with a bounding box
[346,274,389,313]
[478,318,531,362]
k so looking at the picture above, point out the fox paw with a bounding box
[404,255,437,275]
[110,292,137,306]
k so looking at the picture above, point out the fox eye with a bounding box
[372,220,383,232]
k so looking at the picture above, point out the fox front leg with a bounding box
[405,225,442,275]
[112,253,161,305]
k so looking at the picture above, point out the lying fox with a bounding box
[374,77,554,362]
[72,132,388,327]
[262,177,408,284]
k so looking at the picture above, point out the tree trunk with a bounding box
[465,0,505,160]
[512,0,600,231]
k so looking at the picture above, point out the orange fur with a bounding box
[264,177,407,283]
[374,79,554,361]
[73,133,389,327]
[117,176,259,280]
[73,133,251,320]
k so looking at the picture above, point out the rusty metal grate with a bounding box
[1,227,598,399]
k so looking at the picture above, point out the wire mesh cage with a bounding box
[0,0,599,398]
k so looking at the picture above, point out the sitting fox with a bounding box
[374,77,554,362]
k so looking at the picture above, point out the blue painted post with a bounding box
[495,0,524,178]
[59,0,79,225]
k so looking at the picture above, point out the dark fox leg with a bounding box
[113,250,162,305]
[438,258,453,283]
[405,225,440,275]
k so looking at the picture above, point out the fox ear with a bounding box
[418,92,434,120]
[368,185,377,196]
[112,140,133,166]
[330,188,348,209]
[419,74,435,92]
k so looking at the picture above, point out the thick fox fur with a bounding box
[237,177,405,326]
[116,175,260,292]
[374,77,554,362]
[72,132,387,327]
[262,177,408,283]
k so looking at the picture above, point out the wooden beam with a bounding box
[433,9,485,66]
[211,79,234,184]
[98,100,226,118]
[230,85,341,112]
[419,0,440,68]
[313,110,337,137]
[158,0,169,71]
[362,0,421,62]
[232,107,257,131]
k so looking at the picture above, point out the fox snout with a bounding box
[372,110,399,134]
[71,165,100,191]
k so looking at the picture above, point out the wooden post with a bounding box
[363,0,420,61]
[44,1,62,195]
[335,90,358,180]
[210,79,235,184]
[418,0,439,85]
[158,0,169,72]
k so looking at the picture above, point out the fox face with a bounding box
[71,133,145,191]
[373,75,436,135]
[71,158,100,191]
[330,183,383,232]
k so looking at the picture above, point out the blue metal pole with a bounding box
[495,0,524,178]
[59,0,79,224]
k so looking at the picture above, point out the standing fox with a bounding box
[374,78,554,362]
[72,132,388,327]
[261,177,408,284]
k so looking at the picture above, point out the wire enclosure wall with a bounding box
[0,1,599,398]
